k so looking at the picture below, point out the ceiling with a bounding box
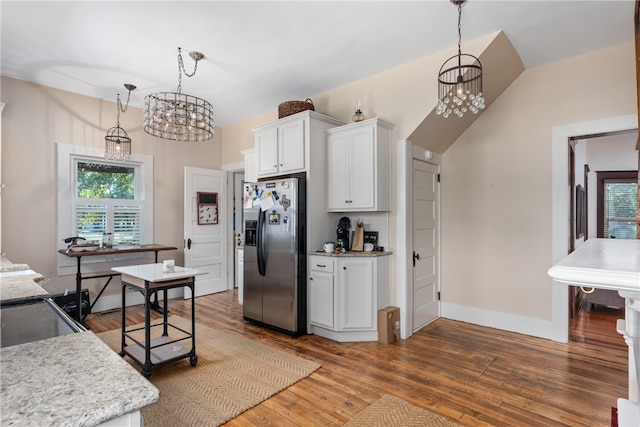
[0,1,635,128]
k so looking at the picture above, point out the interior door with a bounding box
[412,159,439,331]
[184,167,228,297]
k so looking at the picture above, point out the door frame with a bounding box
[551,114,637,342]
[396,139,442,339]
[222,161,246,294]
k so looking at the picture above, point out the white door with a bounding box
[413,160,439,331]
[184,167,228,297]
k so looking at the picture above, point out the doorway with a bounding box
[567,130,637,344]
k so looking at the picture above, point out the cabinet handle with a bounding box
[317,264,326,268]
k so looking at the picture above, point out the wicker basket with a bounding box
[278,99,314,118]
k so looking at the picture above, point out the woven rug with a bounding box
[97,316,320,427]
[344,394,461,427]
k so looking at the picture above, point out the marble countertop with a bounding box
[0,257,48,304]
[0,273,49,304]
[548,238,640,293]
[311,250,392,257]
[0,331,159,426]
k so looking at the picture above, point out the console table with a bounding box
[112,263,205,378]
[548,238,640,425]
[58,244,177,324]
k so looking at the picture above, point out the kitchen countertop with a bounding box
[0,273,49,304]
[311,250,392,257]
[0,331,159,426]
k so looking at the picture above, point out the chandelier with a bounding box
[435,0,485,119]
[105,83,136,161]
[144,47,215,142]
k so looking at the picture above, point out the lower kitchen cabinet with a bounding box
[308,254,390,342]
[309,258,335,329]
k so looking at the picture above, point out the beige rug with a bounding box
[344,394,461,427]
[97,316,320,427]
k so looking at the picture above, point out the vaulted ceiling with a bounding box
[0,1,635,129]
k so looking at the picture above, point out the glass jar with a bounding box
[102,232,113,248]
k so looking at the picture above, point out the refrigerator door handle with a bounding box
[257,208,266,276]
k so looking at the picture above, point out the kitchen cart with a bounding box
[112,263,205,378]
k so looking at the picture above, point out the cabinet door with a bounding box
[338,259,374,330]
[348,127,375,209]
[327,133,351,210]
[242,149,257,183]
[256,127,278,177]
[309,271,334,329]
[278,119,305,174]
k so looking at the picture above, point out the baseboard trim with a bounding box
[441,302,565,342]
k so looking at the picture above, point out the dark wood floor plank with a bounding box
[85,290,627,426]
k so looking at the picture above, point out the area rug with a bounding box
[97,316,320,427]
[344,394,461,427]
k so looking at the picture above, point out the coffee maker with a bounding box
[336,217,351,251]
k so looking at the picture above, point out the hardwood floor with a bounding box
[86,290,627,427]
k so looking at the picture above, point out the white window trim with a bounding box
[56,143,154,276]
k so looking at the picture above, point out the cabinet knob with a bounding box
[310,277,313,281]
[343,266,347,270]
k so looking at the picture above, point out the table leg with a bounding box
[119,282,126,357]
[162,288,169,336]
[75,257,89,328]
[189,278,197,367]
[142,284,152,379]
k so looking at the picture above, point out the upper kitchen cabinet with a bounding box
[326,118,393,212]
[252,111,343,179]
[241,148,257,183]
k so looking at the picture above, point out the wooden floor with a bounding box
[86,290,628,427]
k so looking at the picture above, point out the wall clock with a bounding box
[197,192,218,225]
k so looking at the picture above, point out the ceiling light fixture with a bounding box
[435,0,485,119]
[105,83,136,161]
[143,47,215,142]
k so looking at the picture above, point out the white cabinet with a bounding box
[308,254,389,342]
[241,148,257,183]
[326,118,393,212]
[253,111,343,180]
[337,258,374,330]
[309,258,335,329]
[254,113,313,178]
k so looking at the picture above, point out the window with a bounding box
[597,171,638,239]
[57,144,153,275]
[74,162,141,244]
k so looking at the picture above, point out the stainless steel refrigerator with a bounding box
[243,177,306,335]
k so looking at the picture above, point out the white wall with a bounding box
[440,43,635,340]
[1,77,223,301]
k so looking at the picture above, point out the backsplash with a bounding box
[343,212,389,250]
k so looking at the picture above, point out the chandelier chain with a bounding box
[457,3,462,56]
[176,47,199,94]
